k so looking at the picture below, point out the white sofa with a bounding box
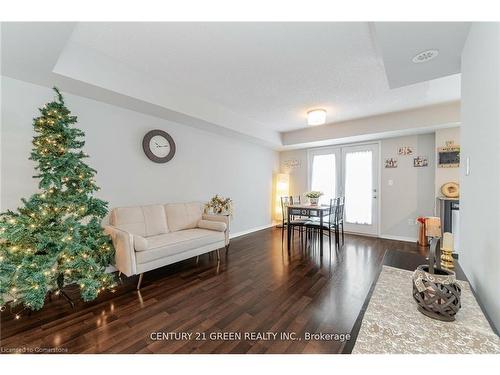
[104,202,229,289]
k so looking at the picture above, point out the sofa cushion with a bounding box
[110,206,146,236]
[142,204,169,235]
[134,228,225,264]
[197,219,226,232]
[110,205,169,236]
[165,202,203,232]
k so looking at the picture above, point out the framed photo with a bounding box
[283,159,300,169]
[398,146,414,155]
[438,146,460,168]
[385,158,398,168]
[413,156,429,167]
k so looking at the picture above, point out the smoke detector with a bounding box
[412,49,439,64]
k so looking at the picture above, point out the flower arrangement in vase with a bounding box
[305,191,323,205]
[205,194,233,215]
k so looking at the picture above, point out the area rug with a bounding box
[352,265,500,354]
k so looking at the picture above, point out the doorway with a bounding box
[308,142,380,236]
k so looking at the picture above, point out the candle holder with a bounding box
[440,248,455,270]
[440,232,455,270]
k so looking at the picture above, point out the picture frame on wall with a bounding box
[385,158,398,168]
[413,156,429,167]
[438,144,460,168]
[398,146,414,155]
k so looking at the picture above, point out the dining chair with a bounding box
[337,196,345,245]
[290,195,311,223]
[304,197,341,252]
[280,196,307,248]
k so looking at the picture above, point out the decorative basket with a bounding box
[412,265,461,322]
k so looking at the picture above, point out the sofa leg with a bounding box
[196,255,199,264]
[137,273,144,290]
[216,249,221,261]
[225,244,230,253]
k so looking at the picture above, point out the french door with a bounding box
[309,143,379,236]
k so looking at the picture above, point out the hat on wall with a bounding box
[441,182,459,198]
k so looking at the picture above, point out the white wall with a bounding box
[280,133,436,241]
[460,23,500,331]
[279,148,309,197]
[1,77,279,235]
[435,127,460,197]
[380,134,435,240]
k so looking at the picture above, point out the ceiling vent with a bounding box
[412,49,439,64]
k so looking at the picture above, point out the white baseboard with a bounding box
[105,265,117,273]
[229,222,276,239]
[379,234,417,243]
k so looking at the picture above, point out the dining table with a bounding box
[286,203,331,255]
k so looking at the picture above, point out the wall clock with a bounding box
[142,129,176,163]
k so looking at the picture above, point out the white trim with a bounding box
[229,223,276,239]
[105,265,117,273]
[379,234,417,243]
[343,230,378,238]
[376,140,382,237]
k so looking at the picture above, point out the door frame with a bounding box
[307,141,381,237]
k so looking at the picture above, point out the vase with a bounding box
[412,265,461,321]
[309,198,319,205]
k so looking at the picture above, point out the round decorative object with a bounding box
[412,265,461,322]
[441,182,459,198]
[142,130,176,163]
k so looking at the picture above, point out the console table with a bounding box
[342,249,498,353]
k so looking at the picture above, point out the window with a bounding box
[310,153,336,205]
[344,150,372,225]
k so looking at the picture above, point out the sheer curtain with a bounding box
[311,153,336,205]
[344,150,372,224]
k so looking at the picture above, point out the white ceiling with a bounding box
[1,22,468,148]
[374,22,470,88]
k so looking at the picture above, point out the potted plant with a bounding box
[205,195,233,215]
[305,191,323,205]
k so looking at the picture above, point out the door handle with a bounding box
[373,196,377,199]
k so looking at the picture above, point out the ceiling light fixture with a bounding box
[412,49,439,64]
[307,109,327,126]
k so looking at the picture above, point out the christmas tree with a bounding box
[0,88,115,315]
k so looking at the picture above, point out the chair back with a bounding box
[336,196,345,224]
[327,198,340,227]
[280,196,290,225]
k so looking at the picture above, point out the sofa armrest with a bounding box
[104,225,137,276]
[198,219,227,232]
[202,214,230,246]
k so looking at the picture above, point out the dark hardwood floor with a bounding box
[0,227,422,354]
